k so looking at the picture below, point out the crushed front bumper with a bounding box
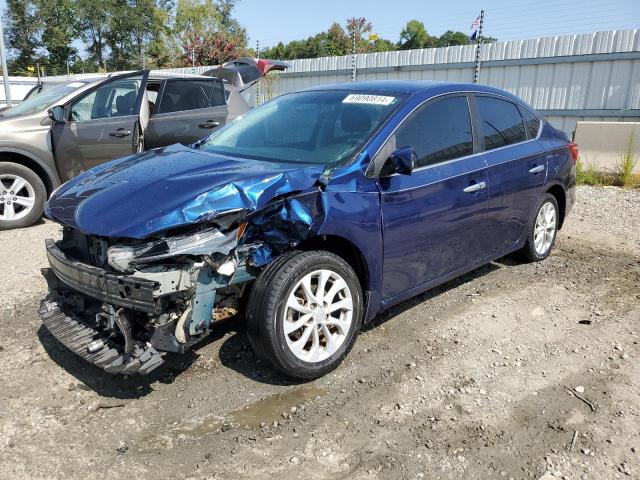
[40,236,253,375]
[40,239,197,375]
[40,299,164,375]
[45,239,162,313]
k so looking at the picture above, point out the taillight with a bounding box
[568,142,579,163]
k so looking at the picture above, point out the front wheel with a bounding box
[246,250,363,380]
[521,193,559,262]
[0,162,46,230]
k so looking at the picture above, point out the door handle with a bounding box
[463,181,486,193]
[109,129,131,138]
[198,120,220,129]
[529,165,545,174]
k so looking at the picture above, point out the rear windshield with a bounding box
[200,90,407,167]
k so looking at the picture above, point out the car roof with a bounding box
[302,80,526,103]
[303,80,451,94]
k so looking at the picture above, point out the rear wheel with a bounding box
[521,193,559,262]
[246,250,363,380]
[0,162,46,230]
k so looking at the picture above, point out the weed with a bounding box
[576,158,602,186]
[616,131,639,188]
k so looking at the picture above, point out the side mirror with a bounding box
[48,105,66,123]
[385,146,417,176]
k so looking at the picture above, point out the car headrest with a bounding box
[340,105,372,134]
[115,91,136,115]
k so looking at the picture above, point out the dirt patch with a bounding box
[0,186,638,479]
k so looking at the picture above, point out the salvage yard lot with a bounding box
[0,186,639,480]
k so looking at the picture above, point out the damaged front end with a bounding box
[40,190,324,375]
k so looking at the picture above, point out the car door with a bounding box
[51,71,149,181]
[144,78,227,149]
[377,94,490,300]
[475,95,547,255]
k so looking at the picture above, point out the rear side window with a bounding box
[211,81,225,107]
[395,96,473,168]
[519,105,541,138]
[476,96,526,150]
[158,80,222,113]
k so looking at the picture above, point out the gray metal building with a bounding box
[270,29,640,136]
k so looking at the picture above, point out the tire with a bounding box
[520,193,559,262]
[0,162,46,230]
[246,250,364,380]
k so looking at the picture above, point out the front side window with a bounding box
[393,96,474,169]
[201,90,406,166]
[476,96,526,150]
[70,76,142,121]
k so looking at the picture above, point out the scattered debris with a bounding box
[563,385,596,412]
[569,430,579,452]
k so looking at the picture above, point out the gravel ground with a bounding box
[0,185,639,480]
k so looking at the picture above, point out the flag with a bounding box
[469,15,480,40]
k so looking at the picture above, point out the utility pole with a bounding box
[256,39,260,106]
[473,10,485,84]
[0,16,12,107]
[351,29,357,82]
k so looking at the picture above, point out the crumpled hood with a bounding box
[45,144,325,238]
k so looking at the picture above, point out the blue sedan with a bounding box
[41,80,577,379]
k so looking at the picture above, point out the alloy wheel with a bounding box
[283,269,353,363]
[533,201,557,255]
[0,174,36,221]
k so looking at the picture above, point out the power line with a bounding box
[254,0,638,47]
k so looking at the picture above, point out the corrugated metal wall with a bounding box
[270,29,640,135]
[10,29,638,136]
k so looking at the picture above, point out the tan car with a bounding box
[0,58,288,230]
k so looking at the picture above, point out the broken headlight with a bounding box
[107,227,237,272]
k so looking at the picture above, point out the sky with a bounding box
[0,0,638,53]
[235,0,640,48]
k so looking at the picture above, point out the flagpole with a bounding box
[473,10,484,84]
[351,29,357,82]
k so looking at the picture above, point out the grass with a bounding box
[576,159,603,186]
[616,131,639,188]
[575,133,640,189]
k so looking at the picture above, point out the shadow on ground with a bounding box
[37,258,510,393]
[365,261,503,331]
[37,323,229,399]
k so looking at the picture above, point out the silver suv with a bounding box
[0,58,287,229]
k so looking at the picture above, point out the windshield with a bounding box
[2,82,87,117]
[200,90,406,165]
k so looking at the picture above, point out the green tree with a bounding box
[263,18,397,60]
[398,20,436,50]
[5,0,41,75]
[174,0,247,66]
[174,0,220,44]
[36,0,80,74]
[78,0,111,69]
[436,30,470,47]
[325,22,350,56]
[105,0,135,69]
[128,0,173,68]
[369,38,398,53]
